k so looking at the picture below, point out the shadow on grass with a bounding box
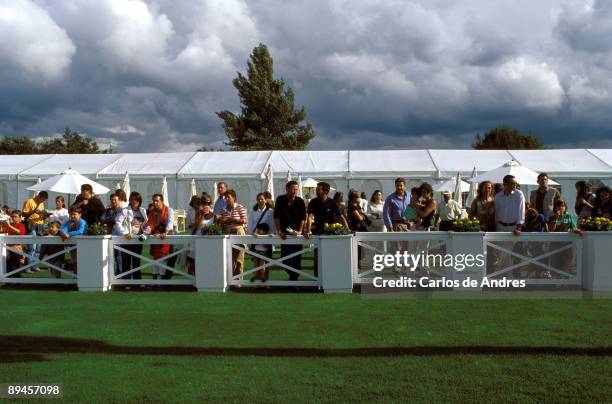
[2,335,612,364]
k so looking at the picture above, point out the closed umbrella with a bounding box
[297,175,303,199]
[465,167,477,209]
[190,178,197,197]
[32,177,42,197]
[161,176,169,203]
[265,164,274,200]
[122,172,131,196]
[453,173,463,207]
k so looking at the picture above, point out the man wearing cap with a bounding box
[437,191,463,231]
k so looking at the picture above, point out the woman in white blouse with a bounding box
[367,190,385,232]
[248,193,275,234]
[48,195,69,226]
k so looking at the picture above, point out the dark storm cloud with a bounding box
[0,0,611,151]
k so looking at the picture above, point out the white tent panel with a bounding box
[19,154,122,179]
[178,151,271,179]
[509,149,612,177]
[270,151,349,178]
[349,150,436,178]
[97,152,197,178]
[588,149,612,171]
[0,155,53,180]
[428,149,514,176]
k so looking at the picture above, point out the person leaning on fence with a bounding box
[592,186,611,219]
[213,182,228,215]
[274,181,306,281]
[101,194,127,275]
[48,195,69,227]
[39,221,66,278]
[116,192,150,281]
[574,181,596,223]
[0,210,27,277]
[185,194,216,275]
[416,183,437,231]
[437,190,462,231]
[469,181,495,231]
[383,178,409,232]
[148,193,176,280]
[530,173,561,220]
[248,192,275,281]
[219,189,249,277]
[22,190,49,270]
[60,207,88,273]
[305,182,349,278]
[72,184,105,226]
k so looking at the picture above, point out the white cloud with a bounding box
[0,0,75,82]
[104,124,146,135]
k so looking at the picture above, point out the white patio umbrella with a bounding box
[27,169,110,195]
[301,177,319,188]
[265,164,274,200]
[469,160,559,186]
[161,176,169,203]
[453,173,463,207]
[297,174,303,199]
[190,178,197,197]
[465,167,477,209]
[433,178,470,193]
[122,172,131,196]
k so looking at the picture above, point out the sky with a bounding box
[0,0,611,152]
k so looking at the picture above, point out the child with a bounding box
[60,207,88,273]
[251,223,272,283]
[0,210,26,277]
[403,187,422,230]
[548,200,581,234]
[39,221,65,278]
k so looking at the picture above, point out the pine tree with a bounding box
[216,44,315,150]
[472,126,544,149]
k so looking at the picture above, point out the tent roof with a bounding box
[178,151,271,179]
[97,152,197,178]
[508,149,611,177]
[0,155,52,179]
[588,149,612,169]
[19,154,122,179]
[349,150,437,178]
[428,149,514,176]
[269,151,349,178]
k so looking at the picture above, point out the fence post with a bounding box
[449,232,486,291]
[76,236,111,292]
[194,235,228,292]
[583,232,612,292]
[0,236,6,284]
[319,235,353,293]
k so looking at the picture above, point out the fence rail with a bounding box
[1,232,610,292]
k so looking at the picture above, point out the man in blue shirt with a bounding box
[383,178,409,232]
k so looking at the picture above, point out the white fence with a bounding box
[1,233,611,292]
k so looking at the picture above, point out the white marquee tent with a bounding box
[1,150,611,215]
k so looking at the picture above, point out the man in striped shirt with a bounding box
[218,189,249,276]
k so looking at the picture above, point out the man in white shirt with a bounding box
[494,174,525,236]
[438,191,463,231]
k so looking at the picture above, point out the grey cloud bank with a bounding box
[0,0,611,152]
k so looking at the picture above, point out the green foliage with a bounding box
[200,223,224,235]
[216,43,315,150]
[0,127,112,154]
[85,223,110,236]
[472,126,545,149]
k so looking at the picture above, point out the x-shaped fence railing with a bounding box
[0,235,77,284]
[110,236,195,285]
[228,235,320,287]
[483,233,582,285]
[352,232,451,284]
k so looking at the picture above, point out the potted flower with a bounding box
[322,222,350,235]
[451,218,481,232]
[86,223,110,236]
[200,223,225,235]
[581,217,611,232]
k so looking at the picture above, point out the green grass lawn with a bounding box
[1,290,611,402]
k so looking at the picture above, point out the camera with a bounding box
[138,234,148,241]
